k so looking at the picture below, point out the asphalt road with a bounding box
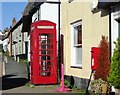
[2,57,28,90]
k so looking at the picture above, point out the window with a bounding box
[16,32,18,39]
[19,47,21,53]
[19,34,21,37]
[71,20,82,67]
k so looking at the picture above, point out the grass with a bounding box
[25,83,35,88]
[19,59,28,66]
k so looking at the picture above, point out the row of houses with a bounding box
[2,0,120,89]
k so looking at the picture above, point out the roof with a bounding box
[98,0,120,8]
[22,2,34,16]
[22,1,45,33]
[22,1,45,16]
[22,0,60,16]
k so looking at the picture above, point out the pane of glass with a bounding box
[41,56,51,60]
[74,27,77,45]
[40,34,53,39]
[40,45,53,49]
[75,47,82,65]
[77,25,82,44]
[41,61,50,76]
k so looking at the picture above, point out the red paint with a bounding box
[91,47,100,71]
[30,20,57,84]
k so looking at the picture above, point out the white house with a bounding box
[2,38,9,52]
[0,31,3,44]
[1,30,9,52]
[23,0,59,63]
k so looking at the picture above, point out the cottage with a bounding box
[61,0,110,89]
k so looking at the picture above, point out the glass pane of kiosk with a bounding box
[39,34,53,76]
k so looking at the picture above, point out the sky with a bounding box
[0,1,28,32]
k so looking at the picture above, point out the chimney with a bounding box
[12,18,16,27]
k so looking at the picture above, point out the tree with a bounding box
[108,38,120,89]
[94,36,110,81]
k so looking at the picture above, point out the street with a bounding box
[2,56,28,91]
[1,56,66,94]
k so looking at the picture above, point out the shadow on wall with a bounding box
[100,9,109,17]
[2,74,28,90]
[92,8,109,17]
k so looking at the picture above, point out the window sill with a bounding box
[70,66,82,69]
[73,44,82,47]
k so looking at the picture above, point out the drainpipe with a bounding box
[109,7,112,60]
[58,0,61,81]
[38,7,40,20]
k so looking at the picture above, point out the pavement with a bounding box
[1,56,80,95]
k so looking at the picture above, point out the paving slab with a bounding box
[2,85,59,93]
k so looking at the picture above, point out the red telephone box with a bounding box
[30,20,57,84]
[91,47,100,71]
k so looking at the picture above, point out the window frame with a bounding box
[71,20,82,68]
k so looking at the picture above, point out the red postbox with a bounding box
[30,20,57,84]
[91,47,100,71]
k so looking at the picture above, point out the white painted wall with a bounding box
[0,32,3,35]
[32,10,39,22]
[40,3,58,40]
[28,35,30,61]
[0,32,9,52]
[2,38,9,52]
[0,41,2,44]
[32,2,59,40]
